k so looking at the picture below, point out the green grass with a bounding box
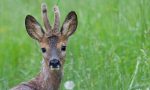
[0,0,150,90]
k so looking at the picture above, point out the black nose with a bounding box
[49,59,61,68]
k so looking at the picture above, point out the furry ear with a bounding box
[25,15,45,41]
[60,11,78,38]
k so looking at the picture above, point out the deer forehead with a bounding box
[39,36,67,48]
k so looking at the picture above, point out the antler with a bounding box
[41,3,51,32]
[53,5,60,32]
[41,3,60,35]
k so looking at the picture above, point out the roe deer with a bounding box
[11,3,78,90]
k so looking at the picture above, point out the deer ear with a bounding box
[25,15,45,41]
[60,11,78,38]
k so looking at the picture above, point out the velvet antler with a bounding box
[53,5,60,32]
[41,3,51,32]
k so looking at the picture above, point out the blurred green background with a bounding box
[0,0,150,90]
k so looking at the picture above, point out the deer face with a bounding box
[25,4,77,70]
[39,35,67,70]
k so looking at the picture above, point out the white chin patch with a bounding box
[50,65,60,70]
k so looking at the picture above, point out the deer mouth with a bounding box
[49,59,61,70]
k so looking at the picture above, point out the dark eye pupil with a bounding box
[61,46,66,51]
[41,48,46,53]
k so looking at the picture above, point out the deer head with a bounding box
[25,3,78,71]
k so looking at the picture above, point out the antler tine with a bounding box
[53,5,60,32]
[41,3,51,32]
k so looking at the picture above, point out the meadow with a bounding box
[0,0,150,90]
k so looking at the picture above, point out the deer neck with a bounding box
[40,59,62,90]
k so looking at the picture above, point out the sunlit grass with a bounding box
[0,0,150,90]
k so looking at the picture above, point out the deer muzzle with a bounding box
[49,59,61,70]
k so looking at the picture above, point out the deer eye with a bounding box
[41,48,46,53]
[61,46,66,51]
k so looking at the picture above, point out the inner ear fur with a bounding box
[25,15,45,41]
[60,11,78,38]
